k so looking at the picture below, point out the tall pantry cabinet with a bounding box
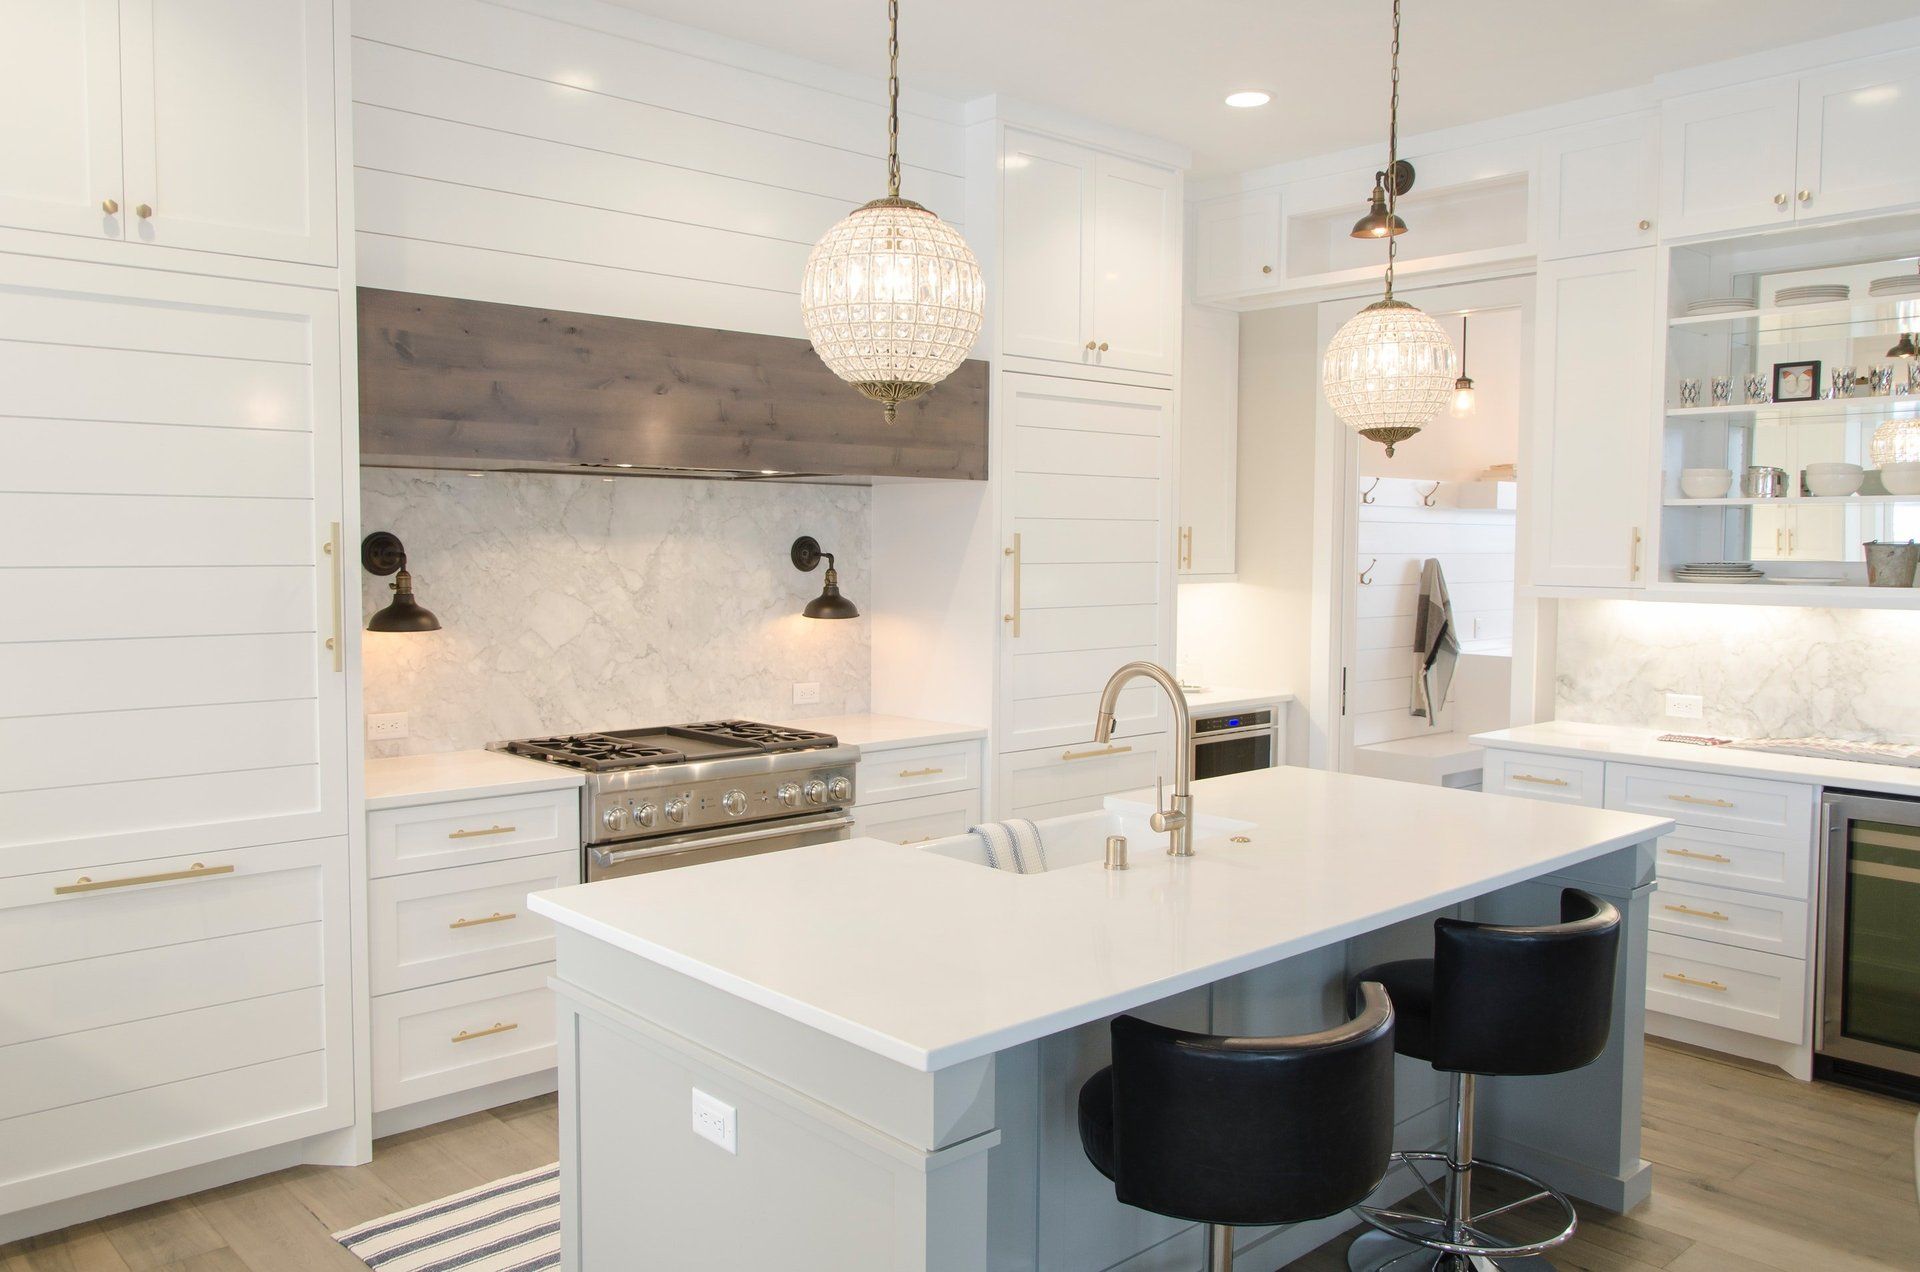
[0,0,362,1236]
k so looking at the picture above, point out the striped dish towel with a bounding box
[333,1162,560,1270]
[969,818,1048,874]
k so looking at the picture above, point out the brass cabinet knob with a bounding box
[1773,192,1788,206]
[1797,189,1811,203]
[1261,264,1273,274]
[136,203,153,219]
[1085,340,1097,350]
[1637,219,1651,231]
[101,197,119,215]
[1097,341,1109,352]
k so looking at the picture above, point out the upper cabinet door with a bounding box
[1000,130,1094,365]
[1177,305,1237,577]
[119,0,337,266]
[1089,154,1178,374]
[1531,249,1656,589]
[1795,51,1920,222]
[1537,115,1658,259]
[1659,81,1798,239]
[0,0,123,240]
[1193,191,1280,300]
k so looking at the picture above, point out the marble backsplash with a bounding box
[1555,600,1920,743]
[360,470,871,756]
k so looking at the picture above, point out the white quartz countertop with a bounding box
[365,749,584,810]
[1182,686,1295,715]
[1473,721,1920,797]
[785,713,987,750]
[529,765,1670,1072]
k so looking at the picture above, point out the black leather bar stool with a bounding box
[1346,888,1622,1271]
[1077,984,1396,1272]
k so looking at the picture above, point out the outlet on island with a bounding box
[690,1088,737,1154]
[367,711,409,740]
[792,682,821,706]
[1664,693,1704,721]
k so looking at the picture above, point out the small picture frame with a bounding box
[1772,360,1820,403]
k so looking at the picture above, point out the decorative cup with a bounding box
[1679,378,1700,407]
[1744,373,1770,404]
[1711,376,1732,406]
[1826,366,1855,399]
[1907,363,1920,396]
[1872,365,1895,396]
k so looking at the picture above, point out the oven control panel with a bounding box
[587,762,856,845]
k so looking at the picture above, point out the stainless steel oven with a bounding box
[1191,707,1279,782]
[1818,788,1920,1084]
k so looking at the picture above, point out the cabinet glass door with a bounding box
[1838,817,1920,1053]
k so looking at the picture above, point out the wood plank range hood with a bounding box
[357,289,988,482]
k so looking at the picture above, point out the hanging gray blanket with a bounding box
[1411,557,1460,725]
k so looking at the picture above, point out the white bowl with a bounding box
[1679,467,1733,499]
[1804,463,1864,497]
[1882,462,1920,496]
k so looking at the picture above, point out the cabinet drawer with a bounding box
[1655,824,1813,900]
[855,740,982,805]
[1646,932,1806,1043]
[369,789,578,878]
[372,964,558,1112]
[854,790,981,846]
[1482,751,1604,806]
[1606,763,1813,840]
[1650,881,1808,958]
[370,851,577,996]
[1000,735,1173,822]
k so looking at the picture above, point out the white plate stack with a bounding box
[1775,283,1849,307]
[1675,562,1768,584]
[1684,297,1758,316]
[1868,274,1920,299]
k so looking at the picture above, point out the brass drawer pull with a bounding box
[449,911,517,930]
[898,767,945,778]
[448,824,517,839]
[452,1021,519,1043]
[1663,904,1729,921]
[1511,774,1569,787]
[1062,744,1133,762]
[55,862,234,895]
[1669,794,1735,808]
[1666,847,1733,863]
[899,834,938,845]
[1662,972,1728,992]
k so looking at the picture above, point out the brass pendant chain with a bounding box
[1384,0,1401,302]
[887,0,902,199]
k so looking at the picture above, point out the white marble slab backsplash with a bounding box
[1555,600,1920,744]
[360,470,871,756]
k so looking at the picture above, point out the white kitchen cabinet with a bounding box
[998,733,1176,825]
[1794,50,1920,221]
[373,963,560,1113]
[1748,418,1852,562]
[0,0,122,240]
[1659,80,1799,239]
[1530,249,1657,589]
[1192,191,1280,300]
[1537,115,1659,259]
[853,790,981,846]
[848,733,985,845]
[1177,304,1238,577]
[1000,128,1179,376]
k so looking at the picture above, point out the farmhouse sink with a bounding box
[917,807,1256,873]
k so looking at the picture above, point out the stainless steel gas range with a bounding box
[496,719,858,881]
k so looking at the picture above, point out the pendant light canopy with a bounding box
[801,0,983,423]
[1321,0,1456,458]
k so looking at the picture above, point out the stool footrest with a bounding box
[1353,1151,1577,1260]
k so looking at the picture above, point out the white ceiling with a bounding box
[602,0,1916,175]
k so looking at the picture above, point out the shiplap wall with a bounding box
[349,0,967,337]
[1353,479,1516,746]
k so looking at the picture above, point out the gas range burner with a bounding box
[678,719,838,752]
[498,719,838,773]
[503,733,688,772]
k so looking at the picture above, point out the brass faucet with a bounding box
[1093,661,1193,857]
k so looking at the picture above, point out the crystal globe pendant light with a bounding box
[1869,415,1920,467]
[1320,0,1457,458]
[801,0,983,423]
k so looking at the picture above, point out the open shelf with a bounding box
[1665,494,1920,507]
[1665,397,1920,422]
[1668,295,1920,335]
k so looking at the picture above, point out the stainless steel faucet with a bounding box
[1093,661,1193,857]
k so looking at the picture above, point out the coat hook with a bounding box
[1362,477,1381,505]
[1359,558,1377,586]
[1421,482,1441,507]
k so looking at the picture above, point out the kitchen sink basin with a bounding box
[916,806,1257,873]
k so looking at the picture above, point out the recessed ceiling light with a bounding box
[1225,91,1271,109]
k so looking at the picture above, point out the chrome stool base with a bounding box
[1347,1145,1576,1271]
[1346,1226,1556,1271]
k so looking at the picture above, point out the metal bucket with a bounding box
[1864,540,1919,588]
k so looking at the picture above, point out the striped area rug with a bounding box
[333,1162,561,1270]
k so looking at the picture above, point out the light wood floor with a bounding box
[6,1042,1915,1271]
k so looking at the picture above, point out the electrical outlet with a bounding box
[1665,693,1704,720]
[367,712,409,740]
[690,1088,736,1154]
[792,681,821,706]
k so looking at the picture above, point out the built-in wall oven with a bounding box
[1191,707,1280,782]
[1817,788,1920,1089]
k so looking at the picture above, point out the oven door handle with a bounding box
[1192,725,1278,744]
[590,815,856,868]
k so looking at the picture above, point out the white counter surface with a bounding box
[1182,686,1294,715]
[785,713,986,750]
[1473,721,1920,797]
[529,765,1670,1072]
[365,749,584,810]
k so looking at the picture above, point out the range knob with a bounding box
[664,795,689,824]
[633,801,658,828]
[777,782,803,808]
[826,775,852,803]
[601,805,630,833]
[721,789,748,817]
[803,779,828,805]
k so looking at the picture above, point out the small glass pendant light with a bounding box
[1887,331,1918,360]
[1450,313,1477,418]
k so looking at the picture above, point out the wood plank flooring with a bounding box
[5,1042,1915,1271]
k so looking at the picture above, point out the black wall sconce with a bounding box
[790,536,859,620]
[1350,159,1414,239]
[362,531,441,632]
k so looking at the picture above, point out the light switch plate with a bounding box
[792,682,821,706]
[691,1088,736,1154]
[367,712,409,740]
[1665,693,1704,720]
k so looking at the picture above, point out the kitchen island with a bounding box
[528,766,1672,1271]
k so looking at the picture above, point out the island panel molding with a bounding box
[357,289,989,481]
